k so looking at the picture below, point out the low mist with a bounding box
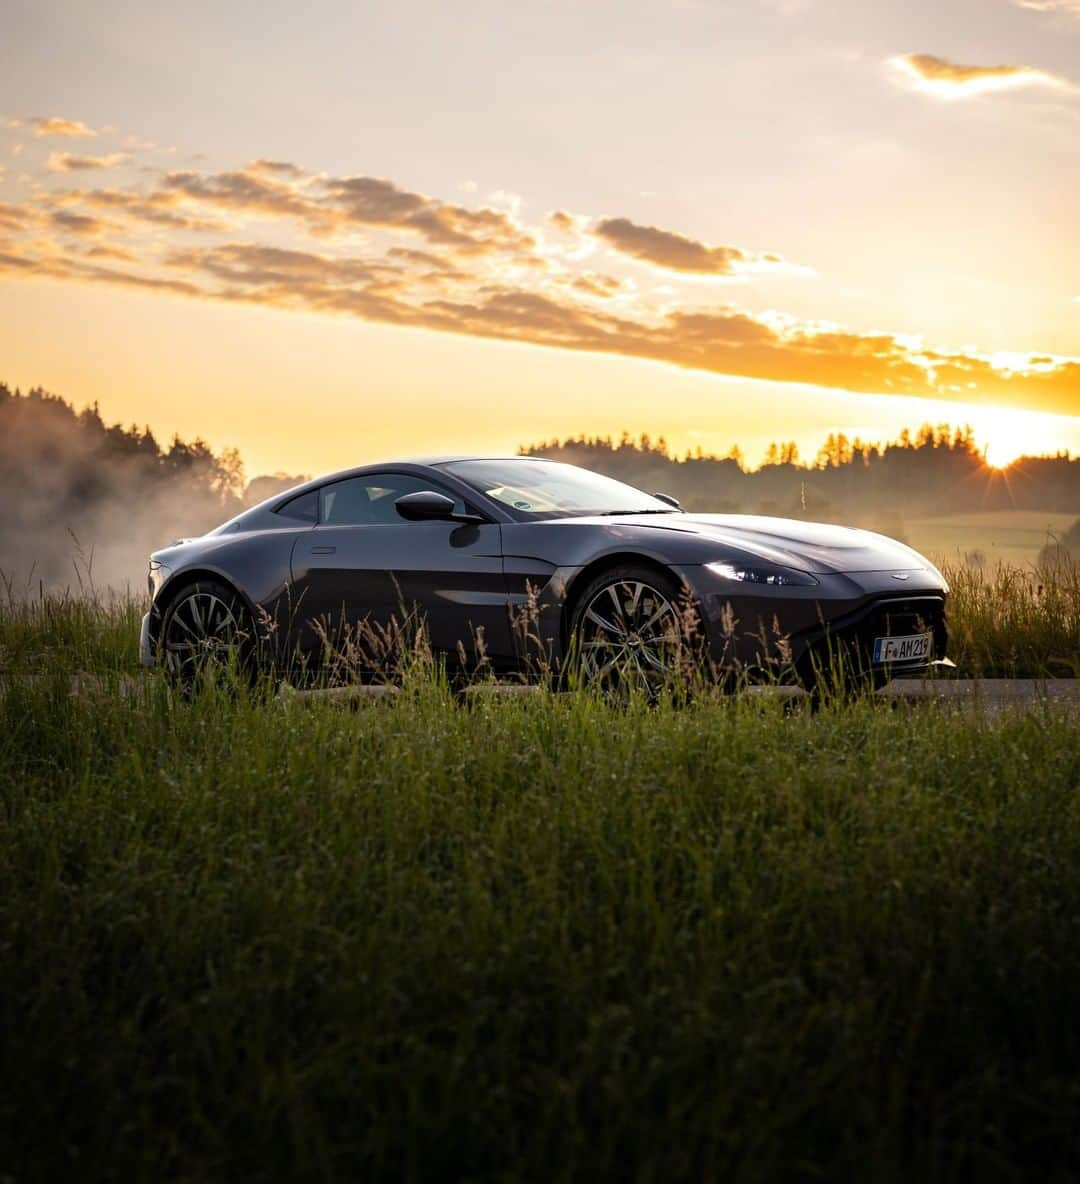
[0,385,304,595]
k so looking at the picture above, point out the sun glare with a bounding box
[979,409,1053,469]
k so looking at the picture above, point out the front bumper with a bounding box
[791,592,948,683]
[676,565,948,680]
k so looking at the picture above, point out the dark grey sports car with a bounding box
[140,456,949,691]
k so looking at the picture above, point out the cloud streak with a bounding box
[891,52,1069,97]
[593,217,791,277]
[27,116,98,138]
[0,132,1077,418]
[48,152,130,172]
[1015,0,1080,14]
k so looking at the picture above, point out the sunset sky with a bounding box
[2,0,1079,477]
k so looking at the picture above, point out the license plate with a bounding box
[873,632,932,664]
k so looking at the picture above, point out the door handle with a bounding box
[311,545,336,555]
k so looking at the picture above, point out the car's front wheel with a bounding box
[159,579,255,690]
[569,565,692,697]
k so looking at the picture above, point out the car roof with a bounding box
[394,455,547,466]
[213,455,551,533]
[283,454,549,491]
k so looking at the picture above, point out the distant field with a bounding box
[906,510,1076,567]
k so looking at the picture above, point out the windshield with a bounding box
[441,458,676,519]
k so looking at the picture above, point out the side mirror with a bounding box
[654,492,682,510]
[395,490,485,525]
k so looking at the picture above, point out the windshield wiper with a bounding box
[596,509,679,516]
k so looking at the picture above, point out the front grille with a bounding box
[860,597,946,646]
[796,594,947,683]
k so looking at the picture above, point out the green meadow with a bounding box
[1,559,1078,1182]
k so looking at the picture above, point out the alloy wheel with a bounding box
[576,579,682,695]
[163,589,246,683]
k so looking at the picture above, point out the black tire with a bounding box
[568,564,693,697]
[159,578,257,691]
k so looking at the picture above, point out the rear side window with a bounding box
[319,473,466,525]
[275,489,318,523]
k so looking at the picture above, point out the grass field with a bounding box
[906,510,1076,568]
[1,567,1079,1182]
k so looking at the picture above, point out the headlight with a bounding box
[705,560,818,587]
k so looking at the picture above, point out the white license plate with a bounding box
[872,632,932,664]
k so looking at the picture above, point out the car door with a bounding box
[290,471,513,664]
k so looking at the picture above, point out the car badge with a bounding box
[891,572,911,580]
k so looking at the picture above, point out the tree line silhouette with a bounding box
[522,427,1079,528]
[1,381,1076,589]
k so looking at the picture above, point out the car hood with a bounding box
[575,513,935,575]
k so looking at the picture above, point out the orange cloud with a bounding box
[547,210,578,233]
[49,210,115,237]
[159,168,323,224]
[594,217,791,277]
[47,152,130,172]
[0,250,35,272]
[0,201,41,231]
[28,116,98,138]
[84,244,139,263]
[1,145,1078,419]
[569,273,628,299]
[244,159,307,178]
[891,53,1069,97]
[323,176,535,254]
[67,188,225,232]
[157,168,537,256]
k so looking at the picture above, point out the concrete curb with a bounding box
[883,677,1080,704]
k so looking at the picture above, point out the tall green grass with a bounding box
[2,646,1080,1181]
[2,555,1078,679]
[943,555,1080,677]
[0,575,141,672]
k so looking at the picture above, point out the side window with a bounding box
[319,473,467,526]
[275,489,318,523]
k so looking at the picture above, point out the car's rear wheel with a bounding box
[569,565,692,698]
[160,579,255,690]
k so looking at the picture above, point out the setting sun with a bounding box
[979,408,1063,469]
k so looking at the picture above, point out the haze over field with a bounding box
[2,0,1080,477]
